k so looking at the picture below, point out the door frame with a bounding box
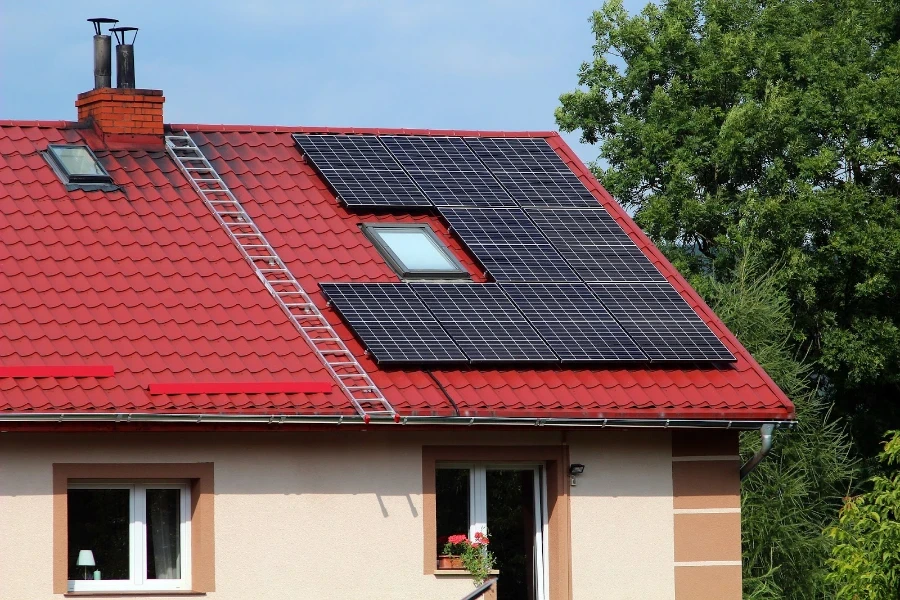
[422,445,571,599]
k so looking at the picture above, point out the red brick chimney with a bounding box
[76,21,165,149]
[76,88,164,137]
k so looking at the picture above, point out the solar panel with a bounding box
[501,283,647,362]
[589,283,736,361]
[411,283,558,363]
[319,282,467,364]
[464,137,600,207]
[379,135,514,207]
[438,207,580,282]
[525,207,666,282]
[293,134,431,208]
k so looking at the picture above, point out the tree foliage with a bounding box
[702,252,855,599]
[556,0,900,460]
[826,431,900,599]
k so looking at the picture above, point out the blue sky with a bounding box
[0,1,645,162]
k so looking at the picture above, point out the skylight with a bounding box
[47,144,112,184]
[363,224,469,279]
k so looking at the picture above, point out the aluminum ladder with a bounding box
[164,131,396,422]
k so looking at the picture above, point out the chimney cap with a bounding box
[87,17,118,36]
[110,26,139,45]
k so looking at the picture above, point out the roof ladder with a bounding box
[164,131,396,422]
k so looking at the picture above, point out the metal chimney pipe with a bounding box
[87,18,118,89]
[111,27,139,89]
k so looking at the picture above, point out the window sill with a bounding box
[433,569,500,576]
[65,592,205,597]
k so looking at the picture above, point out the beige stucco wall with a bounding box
[569,430,675,599]
[0,429,676,599]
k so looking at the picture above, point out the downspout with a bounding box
[739,423,775,480]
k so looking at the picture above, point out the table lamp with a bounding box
[77,550,95,580]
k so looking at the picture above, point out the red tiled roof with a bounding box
[0,120,794,422]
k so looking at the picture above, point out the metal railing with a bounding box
[458,578,497,600]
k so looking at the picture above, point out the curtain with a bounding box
[147,489,180,579]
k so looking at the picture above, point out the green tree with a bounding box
[702,252,855,599]
[556,0,900,463]
[826,431,900,599]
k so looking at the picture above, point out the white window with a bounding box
[436,464,549,600]
[363,224,469,279]
[67,483,191,592]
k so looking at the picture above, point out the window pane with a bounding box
[146,489,181,580]
[436,468,470,554]
[377,229,458,271]
[68,489,130,581]
[51,146,106,176]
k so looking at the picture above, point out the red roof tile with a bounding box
[0,120,794,422]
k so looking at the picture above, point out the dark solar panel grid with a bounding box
[411,283,558,363]
[464,137,599,207]
[319,282,467,364]
[589,283,736,361]
[502,283,647,362]
[293,134,431,208]
[525,208,665,282]
[379,135,514,207]
[438,207,579,282]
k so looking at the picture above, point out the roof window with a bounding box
[363,224,469,280]
[46,144,113,184]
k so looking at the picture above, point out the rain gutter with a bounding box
[0,412,796,430]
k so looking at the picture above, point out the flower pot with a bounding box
[437,554,465,569]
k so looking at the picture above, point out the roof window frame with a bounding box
[46,144,113,184]
[362,223,470,281]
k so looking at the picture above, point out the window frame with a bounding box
[362,223,470,280]
[436,462,550,600]
[421,446,571,599]
[45,144,113,184]
[53,463,215,595]
[67,481,192,593]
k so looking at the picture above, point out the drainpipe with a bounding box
[740,423,776,480]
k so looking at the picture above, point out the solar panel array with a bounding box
[465,137,599,207]
[301,134,736,364]
[379,136,514,207]
[501,283,647,362]
[293,134,431,208]
[525,207,666,282]
[319,283,466,364]
[412,283,557,363]
[438,207,578,282]
[590,283,735,361]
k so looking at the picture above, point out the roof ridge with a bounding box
[0,119,72,128]
[168,123,558,137]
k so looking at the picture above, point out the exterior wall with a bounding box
[671,430,743,599]
[0,428,741,599]
[569,430,676,600]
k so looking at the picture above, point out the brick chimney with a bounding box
[76,88,165,136]
[77,21,164,149]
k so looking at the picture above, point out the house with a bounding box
[0,22,794,600]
